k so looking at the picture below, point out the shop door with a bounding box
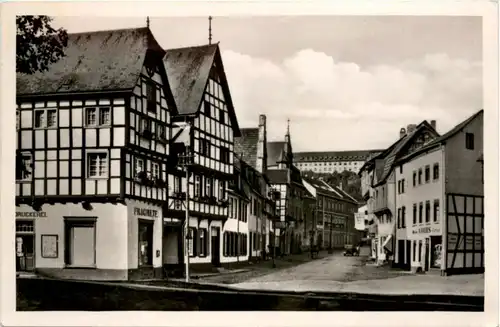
[16,235,35,272]
[406,240,411,269]
[211,227,221,266]
[397,240,405,267]
[424,240,430,271]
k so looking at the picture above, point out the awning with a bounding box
[383,234,393,253]
[163,218,183,226]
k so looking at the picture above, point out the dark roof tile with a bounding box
[234,128,259,169]
[17,27,160,96]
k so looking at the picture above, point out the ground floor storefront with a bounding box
[15,199,164,281]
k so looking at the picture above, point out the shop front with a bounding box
[409,225,442,273]
[15,213,40,272]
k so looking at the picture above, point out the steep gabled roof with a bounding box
[267,141,287,166]
[164,43,241,136]
[234,128,259,169]
[396,110,484,165]
[17,27,163,96]
[373,121,439,187]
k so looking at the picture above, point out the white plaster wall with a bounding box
[17,203,128,270]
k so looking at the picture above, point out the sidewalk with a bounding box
[231,273,485,297]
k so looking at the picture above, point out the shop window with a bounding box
[64,217,96,268]
[138,220,154,266]
[187,227,197,257]
[418,241,422,262]
[198,228,208,257]
[412,241,416,262]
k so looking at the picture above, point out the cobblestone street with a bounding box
[225,247,484,296]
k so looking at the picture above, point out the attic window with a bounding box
[146,81,156,113]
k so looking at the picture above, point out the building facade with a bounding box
[393,110,484,275]
[15,27,176,280]
[294,150,383,174]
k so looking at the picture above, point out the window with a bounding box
[412,241,416,262]
[204,100,211,117]
[141,118,152,133]
[34,109,57,128]
[401,179,405,193]
[418,169,422,185]
[85,107,110,127]
[195,175,201,197]
[397,208,401,228]
[198,229,208,257]
[219,109,225,124]
[64,218,96,268]
[418,202,423,224]
[413,171,417,187]
[418,241,422,261]
[433,200,440,222]
[187,227,197,257]
[16,152,32,181]
[146,82,157,113]
[199,139,211,157]
[99,107,110,125]
[425,201,431,223]
[174,176,181,193]
[87,152,108,178]
[152,162,160,179]
[157,125,166,139]
[134,158,144,176]
[399,166,403,174]
[138,220,154,266]
[413,204,417,224]
[433,163,439,180]
[465,132,474,150]
[402,206,406,228]
[425,165,430,183]
[16,110,20,130]
[205,177,213,197]
[220,147,230,164]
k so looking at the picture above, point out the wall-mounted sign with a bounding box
[412,226,440,235]
[16,211,47,218]
[134,207,158,218]
[41,234,58,258]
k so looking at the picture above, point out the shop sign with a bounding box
[16,211,47,218]
[134,207,159,218]
[412,226,439,235]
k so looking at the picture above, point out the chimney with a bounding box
[430,120,437,130]
[399,127,406,139]
[407,124,417,134]
[256,114,267,174]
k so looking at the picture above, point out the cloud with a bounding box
[222,49,482,152]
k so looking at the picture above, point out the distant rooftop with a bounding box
[294,150,384,162]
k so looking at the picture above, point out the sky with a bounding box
[52,16,483,152]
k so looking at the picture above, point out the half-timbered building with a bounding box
[162,43,241,272]
[15,27,178,280]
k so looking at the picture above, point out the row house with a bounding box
[234,115,280,260]
[161,42,241,273]
[393,110,483,275]
[369,120,440,265]
[302,177,360,250]
[15,27,177,280]
[15,26,244,280]
[265,126,309,255]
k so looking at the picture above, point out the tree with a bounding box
[16,16,68,75]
